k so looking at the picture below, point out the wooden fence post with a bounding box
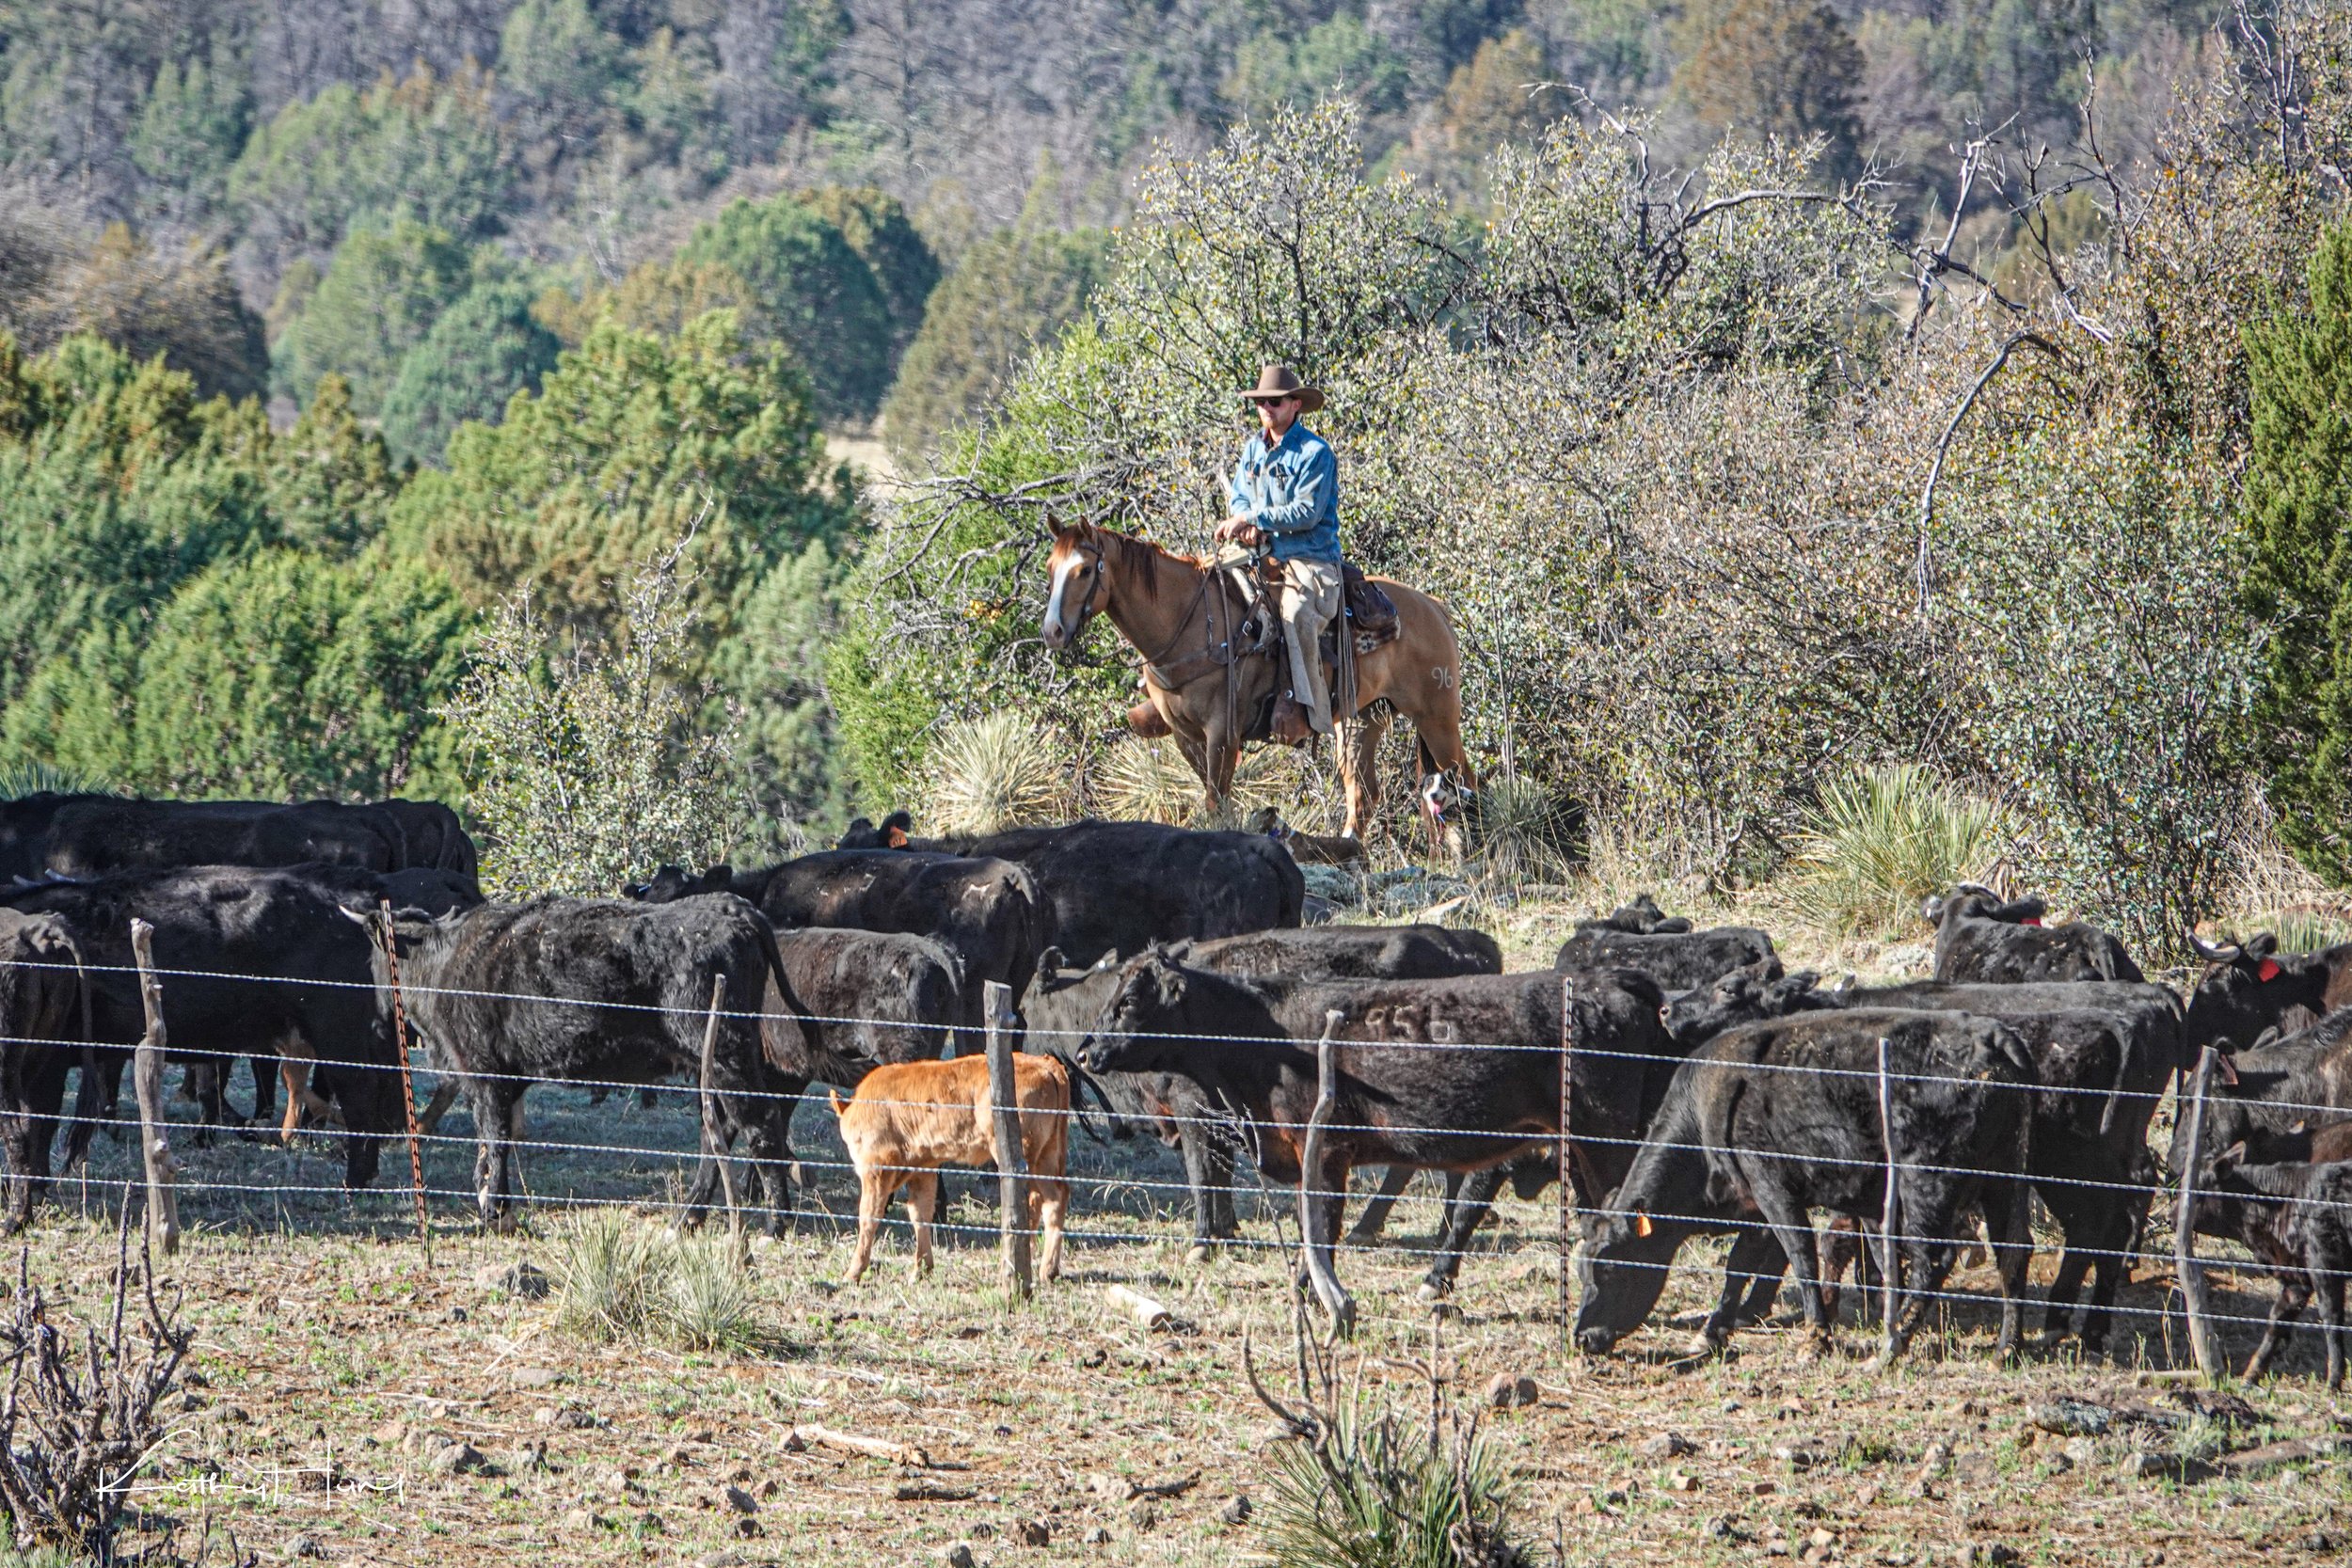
[984,980,1031,1301]
[696,972,742,1251]
[1875,1036,1901,1366]
[2173,1045,2225,1385]
[1558,974,1576,1340]
[127,919,179,1256]
[375,901,432,1263]
[1298,1008,1356,1337]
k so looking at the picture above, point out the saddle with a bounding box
[1214,550,1402,743]
[1221,553,1402,658]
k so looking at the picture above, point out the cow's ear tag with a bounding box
[2257,958,2282,982]
[1632,1211,1654,1239]
[2021,916,2043,927]
[886,826,908,847]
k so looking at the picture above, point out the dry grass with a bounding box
[36,1063,2350,1568]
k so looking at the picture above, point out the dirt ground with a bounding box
[32,1052,2351,1568]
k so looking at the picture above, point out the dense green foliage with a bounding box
[882,222,1109,465]
[676,192,900,422]
[2243,221,2352,885]
[0,335,464,799]
[379,276,562,466]
[270,217,473,415]
[391,309,853,639]
[442,554,747,897]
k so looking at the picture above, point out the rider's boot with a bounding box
[1271,694,1315,746]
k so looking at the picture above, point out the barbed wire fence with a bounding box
[3,952,2344,1377]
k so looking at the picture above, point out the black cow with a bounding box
[1077,953,1674,1301]
[358,896,807,1228]
[2171,1006,2352,1178]
[1677,973,2182,1350]
[2190,1147,2352,1386]
[0,909,95,1228]
[2,793,480,881]
[2184,930,2352,1057]
[38,797,404,876]
[0,865,404,1187]
[1554,895,1776,991]
[1924,886,2143,984]
[1575,1008,2038,1365]
[628,851,1045,1046]
[376,800,481,878]
[838,815,1304,967]
[1866,981,2181,1350]
[1025,924,1505,1258]
[1169,924,1501,980]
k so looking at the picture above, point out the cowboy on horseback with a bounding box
[1216,364,1340,745]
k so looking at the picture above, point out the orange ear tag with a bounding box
[1632,1212,1654,1238]
[886,827,908,847]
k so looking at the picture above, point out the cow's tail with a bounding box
[2097,1022,2135,1139]
[752,921,823,1066]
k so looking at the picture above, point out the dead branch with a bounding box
[1914,329,2073,610]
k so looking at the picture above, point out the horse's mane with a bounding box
[1079,522,1207,608]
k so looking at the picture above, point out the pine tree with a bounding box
[2243,221,2352,883]
[380,277,562,466]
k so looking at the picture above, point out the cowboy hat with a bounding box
[1237,363,1325,414]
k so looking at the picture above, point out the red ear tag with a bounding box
[2021,917,2043,927]
[2257,958,2282,982]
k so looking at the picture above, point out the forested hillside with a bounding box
[7,0,2348,940]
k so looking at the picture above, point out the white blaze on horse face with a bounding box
[1042,550,1085,646]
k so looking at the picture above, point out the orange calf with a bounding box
[830,1053,1071,1282]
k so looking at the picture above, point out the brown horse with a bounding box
[1039,520,1476,840]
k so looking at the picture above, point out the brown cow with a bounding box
[831,1054,1071,1283]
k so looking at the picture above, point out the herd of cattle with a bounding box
[5,792,2352,1383]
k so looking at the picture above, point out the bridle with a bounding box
[1051,533,1109,646]
[1052,531,1221,684]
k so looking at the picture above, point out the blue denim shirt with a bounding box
[1228,422,1341,563]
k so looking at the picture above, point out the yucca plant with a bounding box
[1261,1398,1520,1568]
[920,712,1068,835]
[2245,907,2352,954]
[547,1208,665,1341]
[1789,764,2007,939]
[662,1230,756,1353]
[0,762,109,800]
[1469,773,1577,886]
[1091,738,1199,825]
